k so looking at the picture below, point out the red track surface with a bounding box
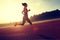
[0,19,60,40]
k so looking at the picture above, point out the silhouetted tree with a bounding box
[30,9,60,22]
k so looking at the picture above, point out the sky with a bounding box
[0,0,60,23]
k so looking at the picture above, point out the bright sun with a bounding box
[0,0,24,23]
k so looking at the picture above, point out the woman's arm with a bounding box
[22,11,23,14]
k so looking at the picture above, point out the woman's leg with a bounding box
[21,17,26,25]
[27,18,32,25]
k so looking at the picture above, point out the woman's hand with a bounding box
[28,9,30,11]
